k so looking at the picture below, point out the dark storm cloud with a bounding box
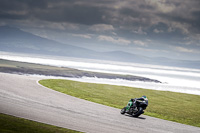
[0,0,48,21]
[0,0,47,10]
[191,11,200,32]
[0,11,28,20]
[119,8,141,18]
[0,0,200,60]
[35,5,107,25]
[0,0,109,25]
[0,0,199,32]
[0,0,200,44]
[117,5,154,29]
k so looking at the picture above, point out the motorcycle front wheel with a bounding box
[120,107,126,114]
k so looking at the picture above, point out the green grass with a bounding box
[0,113,82,133]
[39,79,200,127]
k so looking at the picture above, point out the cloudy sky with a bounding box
[0,0,200,60]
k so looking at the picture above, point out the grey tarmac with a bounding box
[0,72,199,133]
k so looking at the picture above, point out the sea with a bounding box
[0,52,200,95]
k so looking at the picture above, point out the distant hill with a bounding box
[0,26,200,69]
[0,26,99,58]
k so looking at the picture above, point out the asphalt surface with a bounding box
[0,72,199,133]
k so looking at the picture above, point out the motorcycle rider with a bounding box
[126,95,147,112]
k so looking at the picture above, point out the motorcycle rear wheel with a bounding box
[132,107,144,117]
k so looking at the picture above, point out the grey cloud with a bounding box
[0,11,28,20]
[0,0,48,11]
[1,0,199,34]
[0,0,200,58]
[119,8,141,18]
[0,0,25,11]
[138,4,154,10]
[0,0,109,25]
[0,0,48,21]
[35,5,107,25]
[191,11,200,33]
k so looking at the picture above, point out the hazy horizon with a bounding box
[1,52,200,95]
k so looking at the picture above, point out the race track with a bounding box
[0,72,199,133]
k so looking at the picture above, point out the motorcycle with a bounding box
[120,97,148,117]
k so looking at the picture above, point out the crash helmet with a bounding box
[142,95,147,99]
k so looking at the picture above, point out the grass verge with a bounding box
[39,79,200,127]
[0,113,82,133]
